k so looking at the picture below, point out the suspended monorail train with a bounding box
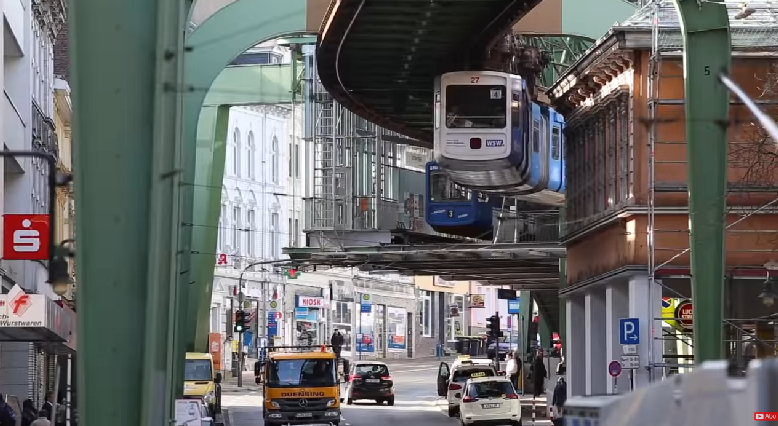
[424,161,502,239]
[433,71,566,206]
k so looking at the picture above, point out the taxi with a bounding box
[437,357,498,417]
[459,376,522,426]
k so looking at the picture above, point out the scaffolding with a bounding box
[302,47,433,244]
[626,0,778,378]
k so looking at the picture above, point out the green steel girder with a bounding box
[183,0,308,352]
[522,36,594,88]
[205,64,297,106]
[673,0,731,363]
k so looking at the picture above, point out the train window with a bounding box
[541,115,549,152]
[551,127,561,160]
[445,85,506,129]
[430,172,471,202]
[532,119,540,152]
[511,89,522,129]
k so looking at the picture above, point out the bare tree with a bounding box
[728,63,778,189]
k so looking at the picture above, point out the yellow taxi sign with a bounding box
[470,371,487,378]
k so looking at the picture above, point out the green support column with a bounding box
[72,0,184,423]
[189,105,229,350]
[183,0,307,351]
[519,292,532,356]
[558,260,567,352]
[538,310,551,350]
[558,208,567,353]
[673,0,731,362]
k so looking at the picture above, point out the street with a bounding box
[221,359,552,426]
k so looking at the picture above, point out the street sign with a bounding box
[622,344,638,355]
[620,355,640,369]
[268,300,279,312]
[360,304,372,313]
[619,318,640,344]
[608,360,622,378]
[508,298,520,314]
[360,293,372,305]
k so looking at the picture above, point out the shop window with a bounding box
[446,294,464,341]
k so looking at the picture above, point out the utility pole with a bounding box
[237,288,245,388]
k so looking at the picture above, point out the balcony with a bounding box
[32,101,58,159]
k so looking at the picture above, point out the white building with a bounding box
[2,0,75,409]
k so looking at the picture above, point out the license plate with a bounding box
[366,378,380,383]
[296,413,313,418]
[481,403,501,409]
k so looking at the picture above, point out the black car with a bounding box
[345,361,395,405]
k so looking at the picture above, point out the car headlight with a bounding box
[203,392,215,403]
[326,399,336,407]
[269,400,280,409]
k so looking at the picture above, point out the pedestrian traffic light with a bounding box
[234,309,247,333]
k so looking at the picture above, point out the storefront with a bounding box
[295,295,325,346]
[331,300,353,356]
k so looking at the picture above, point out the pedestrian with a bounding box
[551,376,567,426]
[40,391,54,420]
[30,410,51,426]
[505,351,519,391]
[22,399,37,426]
[0,397,15,426]
[330,329,345,359]
[531,354,547,398]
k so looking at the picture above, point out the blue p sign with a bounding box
[619,318,640,345]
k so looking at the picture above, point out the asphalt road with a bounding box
[221,359,551,426]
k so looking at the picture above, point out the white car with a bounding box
[459,377,522,426]
[437,360,498,417]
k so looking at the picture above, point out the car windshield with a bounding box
[452,367,495,383]
[467,381,515,398]
[355,364,389,377]
[267,359,337,387]
[184,359,213,381]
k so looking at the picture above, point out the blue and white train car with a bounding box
[425,161,498,240]
[433,71,566,206]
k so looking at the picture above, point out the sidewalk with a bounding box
[220,371,262,394]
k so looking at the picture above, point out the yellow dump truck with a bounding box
[258,346,342,426]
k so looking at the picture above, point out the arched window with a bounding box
[232,128,241,177]
[271,136,279,183]
[247,131,256,179]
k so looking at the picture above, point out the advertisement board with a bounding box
[387,307,407,350]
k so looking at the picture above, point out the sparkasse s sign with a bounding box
[296,296,324,308]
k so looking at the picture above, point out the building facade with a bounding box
[1,0,75,415]
[549,4,778,397]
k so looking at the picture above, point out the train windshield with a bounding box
[430,171,471,201]
[445,85,507,129]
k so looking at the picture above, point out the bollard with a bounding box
[436,343,443,359]
[531,395,536,426]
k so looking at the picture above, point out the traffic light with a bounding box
[486,314,501,339]
[234,309,247,333]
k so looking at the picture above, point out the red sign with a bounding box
[755,413,778,421]
[216,253,229,265]
[675,300,693,329]
[3,214,50,260]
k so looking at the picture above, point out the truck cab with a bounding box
[259,346,342,426]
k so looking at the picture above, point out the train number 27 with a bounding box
[471,76,479,83]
